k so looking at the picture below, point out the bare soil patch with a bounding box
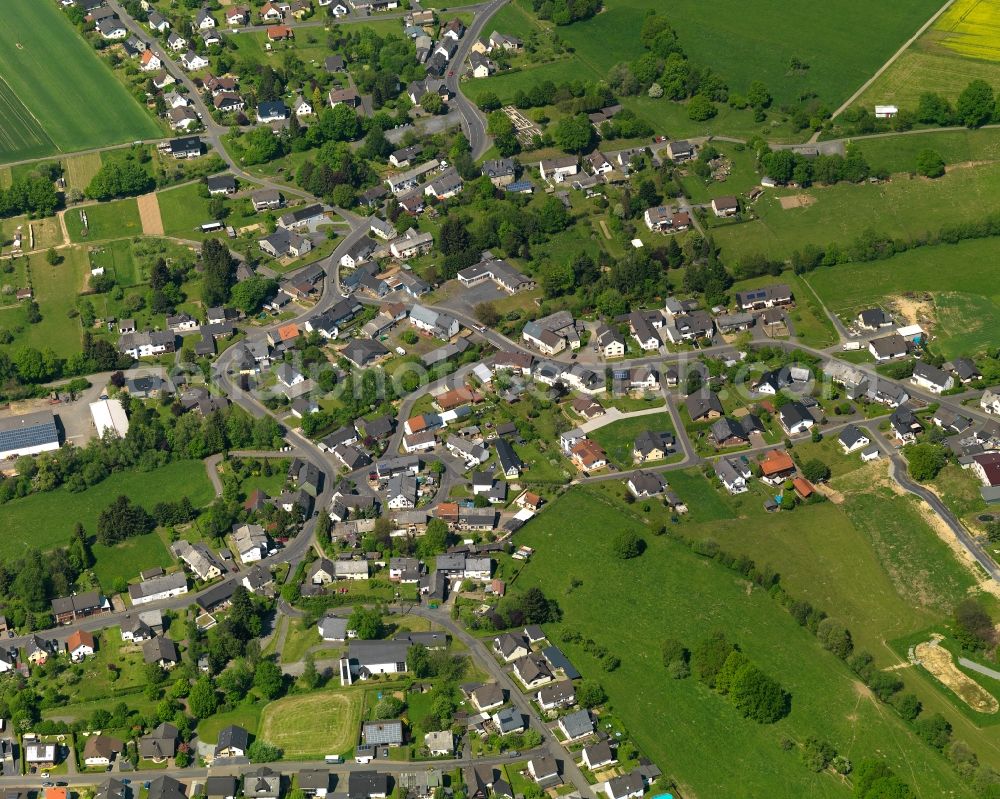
[778,194,816,210]
[137,192,164,236]
[886,293,935,328]
[913,636,998,713]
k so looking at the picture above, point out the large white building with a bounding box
[90,399,130,439]
[0,411,60,460]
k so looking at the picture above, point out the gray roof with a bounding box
[363,720,404,745]
[559,709,593,738]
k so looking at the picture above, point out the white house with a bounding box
[911,360,954,394]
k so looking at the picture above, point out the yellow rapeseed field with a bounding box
[934,0,1000,61]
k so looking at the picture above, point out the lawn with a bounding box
[279,619,322,664]
[0,0,161,163]
[258,688,363,758]
[92,531,174,590]
[156,182,259,240]
[198,704,264,744]
[806,238,1000,359]
[588,412,676,469]
[712,161,1000,264]
[514,486,975,798]
[0,460,213,561]
[67,199,143,243]
[0,245,90,357]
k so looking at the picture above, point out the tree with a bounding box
[474,302,500,328]
[746,80,772,109]
[373,695,405,719]
[816,618,853,659]
[661,638,690,678]
[86,161,154,200]
[349,607,385,640]
[687,94,717,121]
[915,149,945,178]
[611,529,644,559]
[956,79,995,127]
[300,652,319,689]
[96,495,155,545]
[247,740,283,762]
[576,680,607,708]
[253,658,284,699]
[800,458,830,483]
[853,760,915,799]
[420,92,444,114]
[188,675,219,719]
[552,114,594,153]
[903,442,948,481]
[953,597,995,650]
[45,248,60,266]
[693,631,734,688]
[914,712,952,750]
[418,518,452,557]
[201,238,236,307]
[230,276,278,313]
[729,663,790,723]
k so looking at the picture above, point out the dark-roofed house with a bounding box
[139,723,179,761]
[348,772,389,799]
[52,590,103,624]
[582,741,616,770]
[838,424,870,454]
[244,767,280,799]
[912,360,954,394]
[605,771,644,799]
[735,283,792,310]
[214,725,250,759]
[868,333,909,362]
[298,771,330,798]
[626,471,665,498]
[143,636,180,668]
[205,777,238,799]
[148,776,186,799]
[778,401,815,435]
[685,391,724,422]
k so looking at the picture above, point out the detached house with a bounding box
[869,333,908,362]
[778,401,815,435]
[715,457,749,494]
[911,360,954,394]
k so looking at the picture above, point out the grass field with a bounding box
[471,0,941,139]
[0,461,213,560]
[588,412,676,469]
[712,161,1000,263]
[806,238,1000,358]
[67,200,143,243]
[0,246,89,357]
[934,0,1000,60]
[514,486,975,798]
[258,689,363,757]
[854,128,1000,174]
[854,0,1000,113]
[65,152,105,193]
[0,0,160,163]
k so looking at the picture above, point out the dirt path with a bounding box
[137,191,165,236]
